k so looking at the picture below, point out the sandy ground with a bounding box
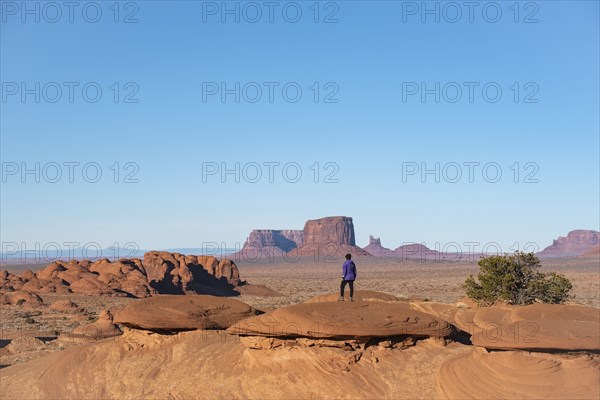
[235,256,600,310]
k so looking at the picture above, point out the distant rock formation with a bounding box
[0,252,242,298]
[363,236,394,257]
[234,229,304,259]
[538,230,600,258]
[291,216,371,257]
[360,238,445,260]
[393,243,441,259]
[234,216,371,260]
[303,216,356,246]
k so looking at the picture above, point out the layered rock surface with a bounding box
[437,348,600,400]
[0,328,470,400]
[226,300,455,339]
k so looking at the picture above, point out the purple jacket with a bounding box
[342,260,357,281]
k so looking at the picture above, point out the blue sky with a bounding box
[1,0,599,254]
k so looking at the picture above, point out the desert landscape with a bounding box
[3,2,598,398]
[0,216,598,399]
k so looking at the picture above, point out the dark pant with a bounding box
[340,280,354,298]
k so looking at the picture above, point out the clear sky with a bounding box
[1,0,599,255]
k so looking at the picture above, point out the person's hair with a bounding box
[345,253,352,260]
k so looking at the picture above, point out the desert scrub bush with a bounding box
[15,299,25,306]
[463,251,572,306]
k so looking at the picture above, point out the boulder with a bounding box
[114,295,257,331]
[0,291,43,307]
[6,337,47,354]
[61,310,122,342]
[69,277,123,296]
[49,300,82,312]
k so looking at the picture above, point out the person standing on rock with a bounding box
[339,253,357,301]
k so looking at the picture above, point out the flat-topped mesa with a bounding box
[538,229,600,258]
[303,216,356,246]
[247,229,304,249]
[235,229,304,259]
[291,216,371,257]
[363,235,394,257]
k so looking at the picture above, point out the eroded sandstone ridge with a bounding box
[0,252,241,299]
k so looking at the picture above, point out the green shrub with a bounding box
[15,299,26,306]
[463,251,572,306]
